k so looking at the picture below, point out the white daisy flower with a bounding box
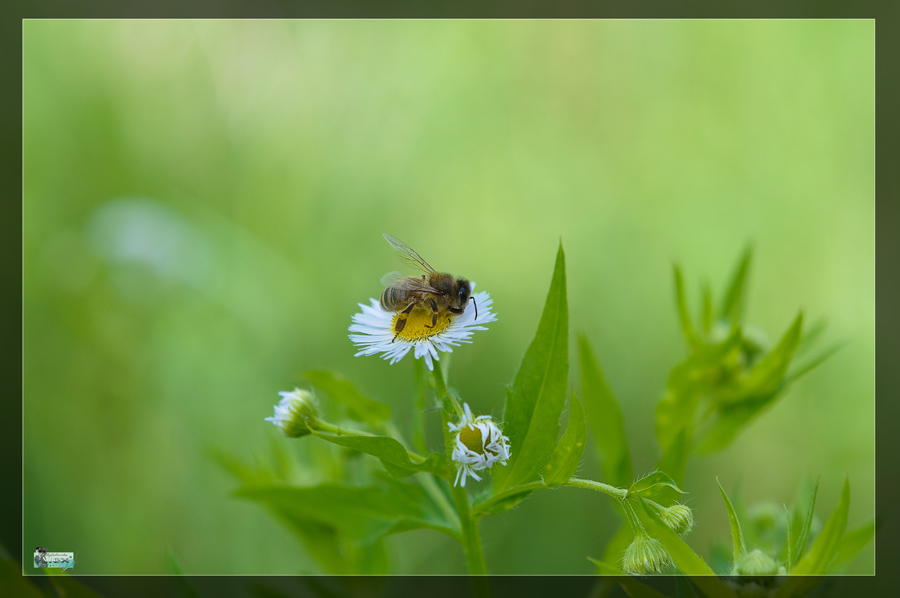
[448,403,511,487]
[348,285,496,371]
[265,388,318,438]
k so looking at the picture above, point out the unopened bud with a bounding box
[660,503,694,536]
[265,388,318,438]
[623,533,672,575]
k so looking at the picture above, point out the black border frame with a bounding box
[4,2,894,596]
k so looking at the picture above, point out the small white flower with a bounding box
[448,403,511,487]
[348,285,496,371]
[265,388,318,437]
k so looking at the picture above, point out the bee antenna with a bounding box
[470,296,478,320]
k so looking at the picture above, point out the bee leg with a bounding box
[470,296,478,320]
[392,302,416,342]
[424,299,438,329]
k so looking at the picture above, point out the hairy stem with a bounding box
[432,361,463,417]
[412,358,428,454]
[437,377,489,590]
[566,477,628,499]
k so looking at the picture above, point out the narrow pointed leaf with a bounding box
[306,370,391,423]
[793,476,820,565]
[716,478,746,563]
[308,427,447,478]
[579,335,633,488]
[731,312,804,402]
[775,483,851,598]
[791,478,850,575]
[674,264,700,349]
[543,391,587,487]
[783,343,841,387]
[493,243,569,494]
[784,505,794,572]
[718,246,752,324]
[701,281,713,334]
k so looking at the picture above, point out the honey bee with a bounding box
[379,233,478,342]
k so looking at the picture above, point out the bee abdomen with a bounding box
[380,286,399,311]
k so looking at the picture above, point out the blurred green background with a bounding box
[23,20,873,574]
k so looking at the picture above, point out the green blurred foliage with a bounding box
[23,21,873,573]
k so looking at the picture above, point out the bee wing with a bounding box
[387,276,443,295]
[383,233,436,274]
[380,271,406,287]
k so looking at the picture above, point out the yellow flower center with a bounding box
[459,425,485,454]
[391,306,454,342]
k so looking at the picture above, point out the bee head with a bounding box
[456,279,471,305]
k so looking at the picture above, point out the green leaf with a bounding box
[793,476,820,566]
[636,499,735,598]
[791,478,850,575]
[700,281,713,335]
[492,243,569,494]
[718,246,752,324]
[674,264,700,349]
[579,335,633,488]
[730,312,804,402]
[543,391,587,487]
[775,481,851,598]
[783,343,841,387]
[237,479,459,545]
[695,314,804,453]
[830,520,875,571]
[626,471,687,506]
[308,427,447,478]
[656,327,742,452]
[716,478,746,563]
[783,505,794,572]
[306,370,391,423]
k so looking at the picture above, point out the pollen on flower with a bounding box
[390,306,454,342]
[459,425,485,453]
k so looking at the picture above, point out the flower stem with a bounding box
[432,361,463,417]
[439,388,489,589]
[565,477,628,499]
[412,358,428,454]
[450,483,489,578]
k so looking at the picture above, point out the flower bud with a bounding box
[732,549,779,577]
[265,388,318,438]
[623,533,672,575]
[660,503,694,536]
